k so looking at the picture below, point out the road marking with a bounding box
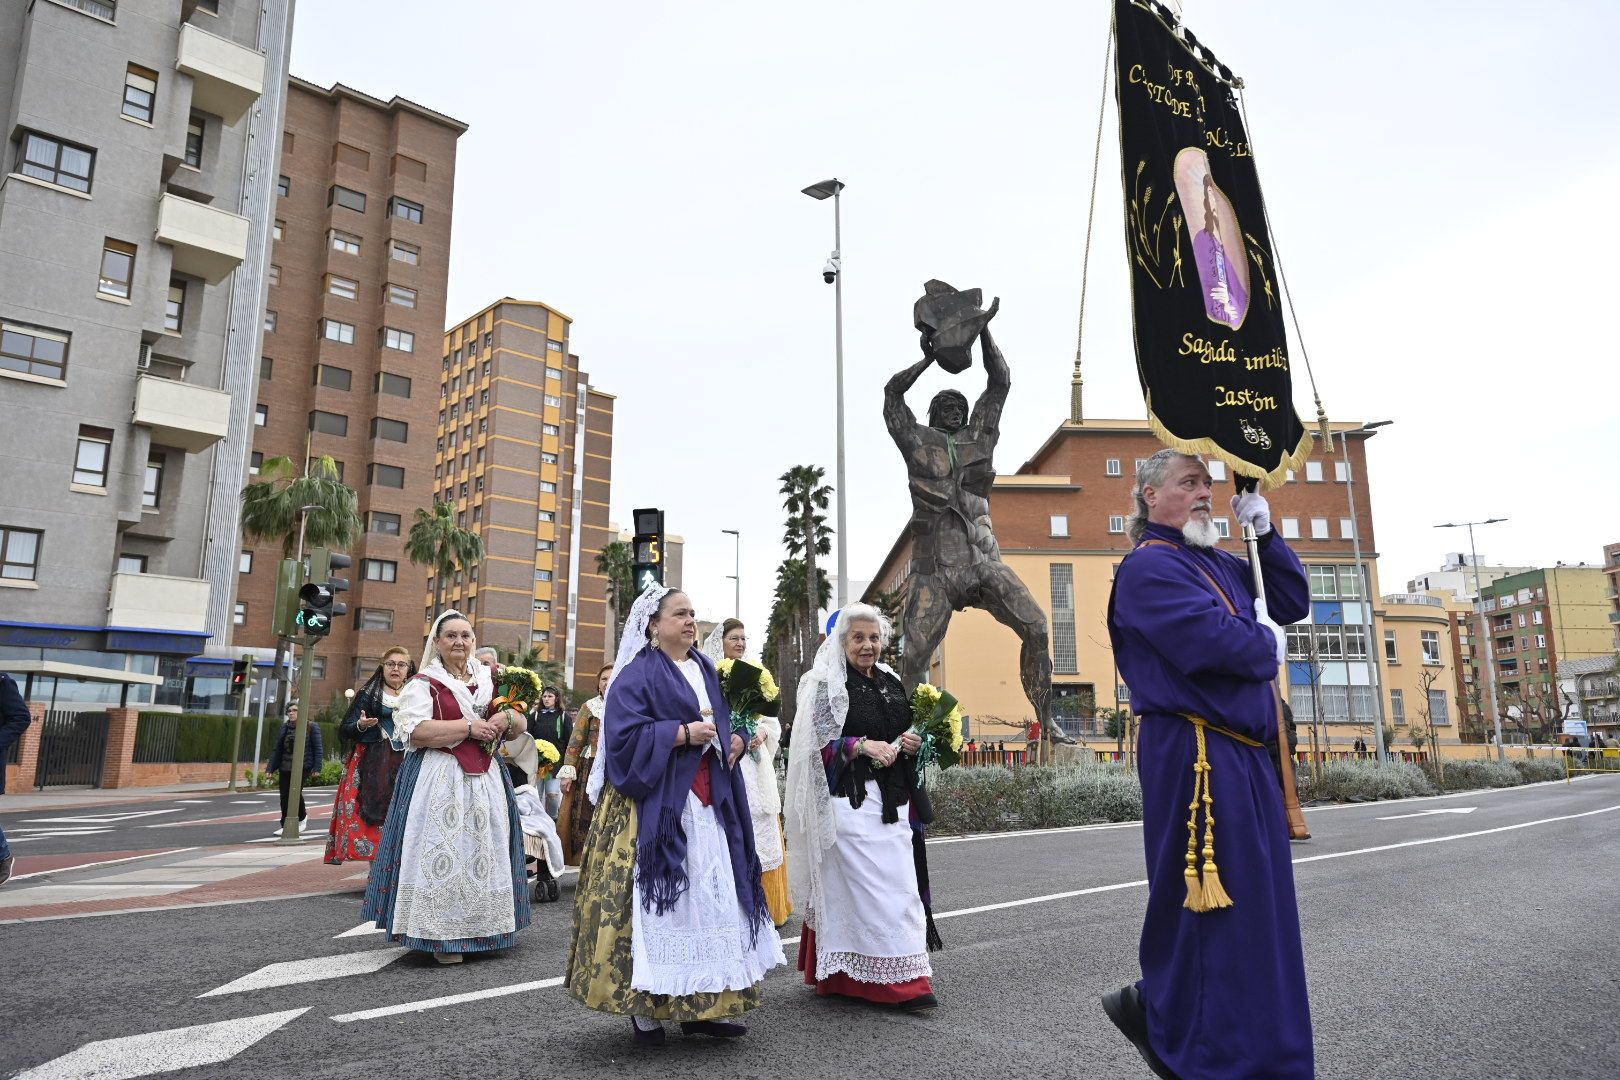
[11,828,113,837]
[1294,803,1620,866]
[14,1007,309,1079]
[177,800,213,805]
[231,800,265,805]
[331,977,565,1022]
[9,848,198,883]
[334,921,386,939]
[199,946,409,997]
[23,809,183,825]
[1376,807,1476,821]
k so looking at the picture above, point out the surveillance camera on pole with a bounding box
[823,256,840,284]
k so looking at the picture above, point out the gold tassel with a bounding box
[1184,718,1234,913]
[1315,402,1333,454]
[1182,768,1205,911]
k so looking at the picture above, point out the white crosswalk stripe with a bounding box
[14,1007,309,1080]
[199,947,409,997]
[333,921,386,939]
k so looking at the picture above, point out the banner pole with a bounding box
[1242,513,1310,841]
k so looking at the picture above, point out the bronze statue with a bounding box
[884,282,1053,739]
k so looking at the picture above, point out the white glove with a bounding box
[1231,491,1272,536]
[1254,598,1286,665]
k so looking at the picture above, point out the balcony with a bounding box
[175,24,264,124]
[132,374,231,452]
[155,193,249,284]
[108,572,211,634]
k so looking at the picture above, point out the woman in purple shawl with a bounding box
[566,585,785,1043]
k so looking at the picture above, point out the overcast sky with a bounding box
[291,1,1618,643]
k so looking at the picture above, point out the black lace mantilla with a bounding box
[838,667,916,823]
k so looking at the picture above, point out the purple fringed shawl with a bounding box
[603,645,771,932]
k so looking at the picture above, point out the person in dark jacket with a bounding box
[266,702,323,835]
[0,672,33,886]
[527,686,571,819]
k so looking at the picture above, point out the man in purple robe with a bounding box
[1103,449,1313,1079]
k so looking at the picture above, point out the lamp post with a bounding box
[1436,517,1508,759]
[721,528,740,619]
[801,177,848,609]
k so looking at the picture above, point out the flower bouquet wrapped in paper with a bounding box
[448,664,541,771]
[533,738,561,781]
[903,682,965,783]
[716,658,780,761]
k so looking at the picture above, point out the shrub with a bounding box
[311,755,345,786]
[1297,759,1437,803]
[1438,758,1523,791]
[929,763,1142,835]
[1511,758,1566,784]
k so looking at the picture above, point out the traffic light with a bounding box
[230,656,255,693]
[272,558,306,638]
[631,507,665,593]
[298,547,351,638]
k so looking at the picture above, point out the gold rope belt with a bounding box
[1161,713,1263,914]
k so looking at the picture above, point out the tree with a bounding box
[870,587,906,669]
[405,502,485,616]
[780,465,833,677]
[764,556,830,735]
[494,641,567,705]
[595,540,635,646]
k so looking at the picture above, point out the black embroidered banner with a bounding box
[1113,0,1309,487]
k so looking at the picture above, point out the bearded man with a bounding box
[1102,448,1313,1079]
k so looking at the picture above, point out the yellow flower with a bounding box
[758,667,779,701]
[534,739,561,765]
[717,658,735,679]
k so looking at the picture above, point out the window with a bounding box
[277,174,290,197]
[327,185,366,213]
[73,425,112,486]
[1107,515,1126,534]
[323,319,356,344]
[161,278,187,332]
[239,551,253,574]
[1384,630,1398,663]
[327,275,358,300]
[539,510,555,523]
[184,115,204,167]
[309,411,347,436]
[482,362,492,379]
[481,390,491,406]
[1284,625,1312,660]
[546,366,561,380]
[329,230,362,255]
[1305,461,1323,482]
[315,364,352,391]
[1050,515,1069,538]
[1,321,71,380]
[536,569,553,582]
[358,608,394,632]
[536,539,555,552]
[1344,625,1368,659]
[1532,610,1543,626]
[1310,518,1329,539]
[272,220,284,241]
[122,64,157,123]
[1334,460,1350,482]
[377,371,411,398]
[540,481,557,494]
[1214,517,1231,539]
[542,423,560,437]
[1049,564,1078,674]
[534,599,551,611]
[1421,630,1441,665]
[1309,565,1338,599]
[267,264,280,287]
[309,655,328,680]
[372,417,408,442]
[540,451,557,465]
[253,404,267,427]
[1535,633,1547,649]
[21,131,96,192]
[0,526,42,581]
[233,602,247,626]
[143,454,164,508]
[388,196,424,223]
[1390,688,1405,725]
[547,340,564,352]
[362,559,398,582]
[118,553,148,574]
[1208,460,1227,481]
[97,240,136,299]
[543,394,562,407]
[1337,565,1362,599]
[249,451,263,475]
[1281,517,1300,539]
[386,284,417,308]
[369,464,405,488]
[382,327,414,352]
[483,332,492,348]
[1428,690,1451,726]
[368,511,401,536]
[1340,518,1355,540]
[390,240,420,265]
[1104,458,1122,477]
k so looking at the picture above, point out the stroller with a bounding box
[501,733,566,903]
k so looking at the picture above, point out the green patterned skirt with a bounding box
[565,781,762,1020]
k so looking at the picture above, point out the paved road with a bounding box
[4,776,1617,1079]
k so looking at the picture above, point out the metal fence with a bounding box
[34,710,109,787]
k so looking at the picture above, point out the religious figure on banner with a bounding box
[1175,147,1250,329]
[883,282,1053,740]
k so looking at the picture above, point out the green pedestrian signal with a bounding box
[297,581,335,637]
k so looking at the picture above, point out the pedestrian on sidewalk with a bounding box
[267,702,323,836]
[566,585,784,1043]
[361,610,530,965]
[1102,451,1314,1079]
[0,671,33,887]
[325,648,414,864]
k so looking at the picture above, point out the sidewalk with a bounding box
[0,782,259,813]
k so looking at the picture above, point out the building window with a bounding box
[1049,515,1069,538]
[372,417,409,442]
[546,366,561,380]
[118,553,147,574]
[1384,630,1398,663]
[0,526,42,581]
[1049,563,1078,675]
[184,115,204,167]
[249,451,263,475]
[543,394,562,407]
[1421,630,1441,665]
[120,63,159,123]
[536,539,555,552]
[254,404,267,427]
[1344,625,1368,659]
[1535,633,1547,649]
[382,327,414,352]
[162,278,186,332]
[388,197,424,223]
[369,511,401,536]
[1284,625,1311,660]
[377,372,412,398]
[1532,610,1543,626]
[1309,565,1338,599]
[272,220,284,241]
[540,452,557,465]
[1310,518,1329,539]
[1,320,71,380]
[238,550,253,574]
[1304,460,1323,483]
[1207,460,1228,482]
[267,264,280,287]
[1107,515,1125,534]
[1340,518,1355,540]
[534,599,551,611]
[539,511,555,523]
[1104,458,1121,477]
[386,284,417,308]
[276,174,289,197]
[542,423,560,437]
[536,569,553,582]
[1280,517,1300,540]
[390,240,420,265]
[143,454,164,508]
[315,364,352,391]
[323,319,356,344]
[358,608,394,632]
[327,185,366,213]
[540,481,557,494]
[370,464,405,489]
[1214,517,1231,539]
[1338,564,1362,599]
[21,131,96,192]
[233,602,247,626]
[329,229,362,255]
[73,425,112,486]
[309,411,347,436]
[481,390,491,406]
[546,340,564,352]
[96,239,137,299]
[1428,690,1451,725]
[363,559,398,582]
[326,275,358,300]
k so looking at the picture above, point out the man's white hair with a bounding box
[1125,448,1203,545]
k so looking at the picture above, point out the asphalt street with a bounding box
[4,776,1617,1080]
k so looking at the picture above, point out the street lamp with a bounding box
[1324,421,1391,762]
[1436,517,1509,759]
[293,503,325,569]
[721,529,741,619]
[802,177,848,609]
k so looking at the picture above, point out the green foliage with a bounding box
[238,455,360,556]
[405,502,486,614]
[1297,759,1438,802]
[311,755,346,786]
[595,540,635,643]
[1511,758,1567,783]
[133,711,342,766]
[929,763,1144,836]
[870,588,906,667]
[495,642,567,704]
[1436,758,1524,791]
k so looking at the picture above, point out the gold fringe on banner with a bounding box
[1144,397,1314,492]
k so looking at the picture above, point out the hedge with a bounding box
[134,711,343,767]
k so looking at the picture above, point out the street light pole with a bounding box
[802,178,848,609]
[722,529,740,618]
[1436,518,1509,759]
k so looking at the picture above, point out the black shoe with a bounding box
[630,1018,665,1045]
[0,854,13,888]
[532,880,553,903]
[896,992,938,1013]
[546,877,560,902]
[1101,985,1179,1080]
[678,1020,747,1038]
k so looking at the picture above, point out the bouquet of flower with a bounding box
[716,658,781,761]
[534,738,561,781]
[486,665,542,753]
[904,682,965,782]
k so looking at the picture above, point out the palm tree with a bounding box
[405,502,485,615]
[595,540,635,646]
[765,556,830,733]
[495,641,567,703]
[870,588,906,668]
[780,465,832,674]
